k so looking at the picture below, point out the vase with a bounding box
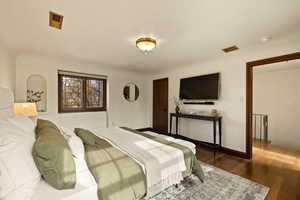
[175,106,180,114]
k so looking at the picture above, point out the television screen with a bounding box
[179,73,220,100]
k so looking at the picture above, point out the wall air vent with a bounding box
[49,11,64,30]
[222,45,239,53]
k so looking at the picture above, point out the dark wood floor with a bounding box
[196,141,300,200]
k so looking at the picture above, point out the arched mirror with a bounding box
[27,74,47,112]
[123,83,139,102]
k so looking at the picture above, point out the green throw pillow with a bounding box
[74,128,96,146]
[35,119,60,138]
[33,119,76,190]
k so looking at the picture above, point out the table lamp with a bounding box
[13,103,38,119]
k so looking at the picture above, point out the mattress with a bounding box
[31,131,196,200]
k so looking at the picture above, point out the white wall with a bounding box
[254,67,300,150]
[0,43,15,92]
[11,34,300,153]
[15,53,150,129]
[147,35,300,153]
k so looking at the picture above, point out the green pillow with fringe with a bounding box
[33,119,76,190]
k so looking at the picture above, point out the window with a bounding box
[58,71,107,113]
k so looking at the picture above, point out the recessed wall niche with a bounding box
[26,74,47,112]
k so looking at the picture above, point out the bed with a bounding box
[0,87,201,200]
[31,129,197,200]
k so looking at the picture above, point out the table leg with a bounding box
[213,120,216,157]
[170,115,172,135]
[176,116,178,136]
[219,118,222,149]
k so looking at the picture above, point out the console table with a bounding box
[170,113,222,153]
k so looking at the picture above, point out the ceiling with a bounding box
[1,0,300,72]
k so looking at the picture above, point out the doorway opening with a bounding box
[246,52,300,160]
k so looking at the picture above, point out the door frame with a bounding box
[153,78,169,134]
[246,52,300,159]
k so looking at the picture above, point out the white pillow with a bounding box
[0,120,40,200]
[2,178,40,200]
[7,115,36,139]
[60,127,76,138]
[0,142,41,200]
[0,109,13,120]
[0,159,14,197]
[0,120,34,152]
[61,127,85,160]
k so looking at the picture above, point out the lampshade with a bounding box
[13,103,38,117]
[136,37,156,52]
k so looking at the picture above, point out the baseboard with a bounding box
[151,129,170,135]
[221,147,249,159]
[171,135,250,159]
[136,128,170,135]
[136,127,153,132]
[173,135,210,147]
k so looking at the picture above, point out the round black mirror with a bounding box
[123,83,139,102]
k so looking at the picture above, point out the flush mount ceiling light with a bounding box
[136,37,157,53]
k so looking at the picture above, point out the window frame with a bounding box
[58,73,107,113]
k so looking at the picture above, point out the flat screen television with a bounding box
[179,73,220,100]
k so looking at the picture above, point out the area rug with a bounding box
[151,163,269,200]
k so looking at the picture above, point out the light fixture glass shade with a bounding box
[13,103,38,117]
[136,38,156,52]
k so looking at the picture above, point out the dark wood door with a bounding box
[153,78,169,134]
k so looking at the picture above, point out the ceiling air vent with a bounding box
[222,45,239,53]
[49,11,64,30]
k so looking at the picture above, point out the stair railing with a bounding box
[252,114,269,143]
